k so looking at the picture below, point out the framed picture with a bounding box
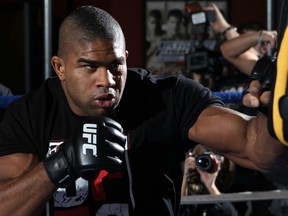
[145,1,229,78]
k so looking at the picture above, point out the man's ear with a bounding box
[125,50,129,59]
[51,56,65,80]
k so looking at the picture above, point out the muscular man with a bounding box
[0,5,287,216]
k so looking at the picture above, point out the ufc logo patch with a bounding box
[82,123,97,156]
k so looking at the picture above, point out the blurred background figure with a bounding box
[220,23,277,76]
[163,9,186,40]
[0,83,12,96]
[146,9,165,62]
[146,9,165,42]
[180,144,238,216]
[184,3,229,91]
[268,197,288,216]
[0,83,13,122]
[202,4,277,116]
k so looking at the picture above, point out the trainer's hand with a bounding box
[43,117,126,188]
[242,80,271,108]
[242,55,275,108]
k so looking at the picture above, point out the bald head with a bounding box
[58,6,125,58]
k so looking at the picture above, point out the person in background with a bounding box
[163,9,186,40]
[204,3,239,41]
[185,3,230,90]
[204,3,277,77]
[269,197,288,216]
[0,83,13,121]
[180,145,238,216]
[203,4,274,114]
[220,25,277,76]
[146,9,165,66]
[146,9,165,44]
[0,83,12,96]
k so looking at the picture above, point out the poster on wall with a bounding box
[145,1,228,78]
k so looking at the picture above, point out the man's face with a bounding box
[147,16,157,33]
[56,39,128,117]
[166,16,181,35]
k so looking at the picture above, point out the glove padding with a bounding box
[243,55,276,96]
[43,117,126,188]
[242,54,276,115]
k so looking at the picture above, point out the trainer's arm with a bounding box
[0,153,57,216]
[220,32,259,76]
[189,106,288,173]
[220,30,277,76]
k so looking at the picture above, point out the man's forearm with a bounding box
[0,162,57,216]
[223,26,239,40]
[221,32,258,58]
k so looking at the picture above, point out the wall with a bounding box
[230,0,267,27]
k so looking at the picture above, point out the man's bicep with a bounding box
[0,153,39,180]
[188,106,252,156]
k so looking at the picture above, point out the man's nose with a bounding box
[96,67,116,88]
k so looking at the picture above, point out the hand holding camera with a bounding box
[184,151,222,195]
[186,2,216,26]
[195,153,217,172]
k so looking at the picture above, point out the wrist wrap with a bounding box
[43,150,77,188]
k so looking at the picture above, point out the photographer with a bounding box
[180,145,238,216]
[185,3,231,90]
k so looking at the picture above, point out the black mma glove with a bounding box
[244,55,276,94]
[43,117,127,188]
[243,54,276,114]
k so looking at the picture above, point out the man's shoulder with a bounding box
[7,77,61,111]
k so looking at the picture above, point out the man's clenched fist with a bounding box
[43,117,126,188]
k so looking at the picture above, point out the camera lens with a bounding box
[195,154,213,172]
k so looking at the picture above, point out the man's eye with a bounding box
[84,65,96,70]
[110,63,120,70]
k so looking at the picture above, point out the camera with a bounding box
[186,2,216,26]
[185,51,208,71]
[190,10,216,25]
[195,153,215,172]
[185,43,225,74]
